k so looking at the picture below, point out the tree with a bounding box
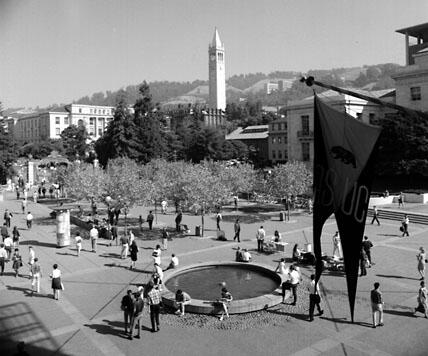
[265,161,313,200]
[95,90,138,166]
[18,140,63,159]
[104,157,153,207]
[60,125,89,160]
[64,163,107,202]
[133,82,168,163]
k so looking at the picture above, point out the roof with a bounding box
[226,125,269,140]
[211,28,223,48]
[396,22,428,40]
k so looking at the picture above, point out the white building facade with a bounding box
[12,104,115,144]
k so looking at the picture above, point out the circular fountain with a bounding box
[162,262,283,314]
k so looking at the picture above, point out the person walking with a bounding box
[362,235,374,266]
[28,246,35,277]
[360,248,368,277]
[120,234,129,259]
[26,212,33,229]
[147,211,154,230]
[0,243,7,276]
[332,231,342,258]
[21,199,27,214]
[31,258,42,294]
[4,235,13,259]
[11,249,23,277]
[216,212,222,231]
[129,240,138,270]
[256,226,266,253]
[161,227,169,250]
[128,291,144,340]
[138,215,143,232]
[4,209,13,228]
[89,225,98,253]
[128,230,135,247]
[308,274,324,321]
[414,281,428,318]
[12,226,20,249]
[233,218,241,243]
[147,282,162,332]
[398,192,404,208]
[401,214,410,237]
[233,195,239,210]
[110,223,118,246]
[121,290,135,335]
[371,206,380,225]
[283,264,301,305]
[75,232,82,257]
[161,200,168,214]
[218,287,233,321]
[417,247,426,281]
[370,282,384,328]
[50,264,62,300]
[175,211,182,232]
[1,223,9,241]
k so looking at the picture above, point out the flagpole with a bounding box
[300,76,428,120]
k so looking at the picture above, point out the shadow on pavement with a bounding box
[383,308,417,318]
[376,274,420,280]
[0,302,70,355]
[319,316,372,327]
[20,240,57,248]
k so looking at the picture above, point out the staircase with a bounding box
[367,208,428,225]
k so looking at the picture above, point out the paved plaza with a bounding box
[1,192,428,356]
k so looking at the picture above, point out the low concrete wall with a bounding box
[369,196,395,207]
[161,261,283,315]
[400,193,428,204]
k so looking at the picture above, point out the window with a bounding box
[278,137,282,144]
[272,150,276,159]
[55,128,60,135]
[301,115,309,134]
[369,113,375,123]
[79,108,82,113]
[55,117,60,125]
[284,136,287,144]
[278,151,282,159]
[356,113,362,120]
[302,142,310,161]
[98,128,103,136]
[271,124,275,131]
[284,150,288,160]
[272,137,276,144]
[64,117,69,125]
[411,86,421,101]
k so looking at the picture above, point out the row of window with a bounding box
[271,150,287,160]
[411,86,421,101]
[271,122,287,131]
[271,136,287,144]
[77,108,112,115]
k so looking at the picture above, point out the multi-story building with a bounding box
[225,125,269,164]
[268,116,288,164]
[286,89,395,164]
[394,22,428,112]
[12,104,115,144]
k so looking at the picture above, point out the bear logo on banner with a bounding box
[330,146,356,168]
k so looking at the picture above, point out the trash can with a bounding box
[279,211,286,221]
[195,225,201,236]
[304,243,312,253]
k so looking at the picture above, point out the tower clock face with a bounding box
[210,54,216,61]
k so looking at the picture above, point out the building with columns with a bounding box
[10,103,115,144]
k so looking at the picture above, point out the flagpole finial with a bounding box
[300,76,315,87]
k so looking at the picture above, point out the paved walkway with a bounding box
[1,193,428,355]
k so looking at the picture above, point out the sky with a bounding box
[1,0,427,109]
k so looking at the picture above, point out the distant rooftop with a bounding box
[226,125,269,140]
[396,22,428,40]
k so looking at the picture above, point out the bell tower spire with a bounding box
[208,28,226,111]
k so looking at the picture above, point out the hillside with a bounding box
[36,63,402,110]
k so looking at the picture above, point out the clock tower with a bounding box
[208,28,226,111]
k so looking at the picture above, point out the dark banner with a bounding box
[313,95,381,321]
